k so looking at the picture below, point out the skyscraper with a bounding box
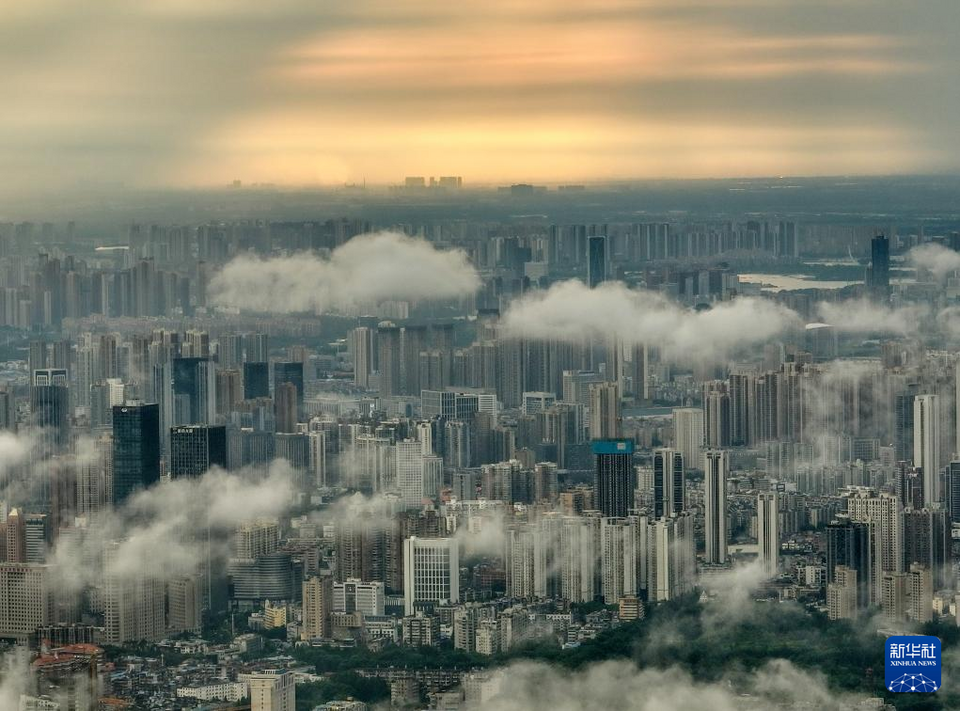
[913,394,941,505]
[171,357,217,425]
[243,361,270,400]
[593,439,636,518]
[588,381,620,440]
[112,402,160,505]
[31,368,69,458]
[403,536,459,615]
[273,361,304,414]
[377,322,402,398]
[825,515,872,610]
[587,235,607,288]
[170,424,227,479]
[350,326,375,389]
[703,450,728,564]
[868,234,890,297]
[302,575,333,640]
[653,448,684,519]
[757,491,780,578]
[672,408,704,471]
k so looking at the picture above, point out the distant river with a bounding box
[738,274,858,292]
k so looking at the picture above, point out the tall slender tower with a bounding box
[757,491,780,578]
[913,394,941,505]
[703,450,728,564]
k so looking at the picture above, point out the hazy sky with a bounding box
[3,0,959,192]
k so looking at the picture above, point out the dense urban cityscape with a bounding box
[5,0,960,708]
[0,181,956,709]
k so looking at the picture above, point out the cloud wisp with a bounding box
[499,279,801,364]
[208,231,480,314]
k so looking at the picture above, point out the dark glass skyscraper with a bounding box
[243,361,270,399]
[170,424,227,479]
[112,402,160,505]
[273,361,304,412]
[825,516,872,610]
[587,235,607,288]
[172,357,216,424]
[593,439,636,517]
[653,448,685,519]
[868,234,890,297]
[31,368,69,459]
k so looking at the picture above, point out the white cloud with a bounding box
[478,657,871,711]
[208,231,480,314]
[499,280,800,364]
[50,461,297,591]
[907,243,960,281]
[815,299,927,335]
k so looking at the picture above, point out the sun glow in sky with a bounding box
[2,0,959,192]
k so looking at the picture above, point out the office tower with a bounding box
[587,235,607,288]
[243,361,270,399]
[167,576,202,635]
[506,525,537,599]
[913,394,941,504]
[846,489,902,605]
[273,361,304,412]
[443,420,471,470]
[703,384,731,447]
[946,461,960,523]
[593,439,636,518]
[274,433,309,472]
[104,542,166,644]
[757,492,779,578]
[400,325,427,396]
[31,368,69,458]
[377,322,402,398]
[396,440,427,508]
[302,575,333,640]
[333,579,386,616]
[170,425,227,479]
[868,234,890,297]
[350,326,375,389]
[274,382,298,433]
[0,563,54,642]
[403,537,459,615]
[235,519,280,559]
[112,402,160,505]
[588,381,620,439]
[243,332,270,364]
[907,563,933,624]
[902,507,951,590]
[23,513,49,564]
[894,386,918,462]
[218,333,245,368]
[308,431,327,488]
[522,391,556,415]
[5,509,25,563]
[672,408,704,470]
[825,516,872,610]
[172,357,217,425]
[703,450,728,564]
[563,370,603,407]
[653,448,684,519]
[0,387,14,432]
[560,515,600,603]
[647,513,696,601]
[827,566,858,621]
[216,368,243,418]
[600,517,638,603]
[249,671,295,711]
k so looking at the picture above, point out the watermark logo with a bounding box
[885,636,940,693]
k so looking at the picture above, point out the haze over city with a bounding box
[2,2,960,711]
[4,1,960,194]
